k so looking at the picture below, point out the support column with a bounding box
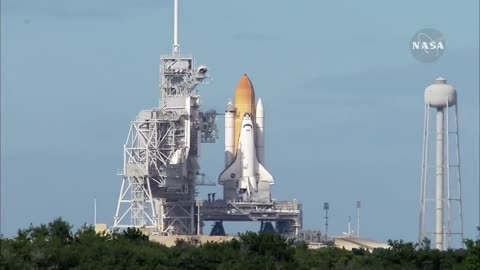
[435,109,444,250]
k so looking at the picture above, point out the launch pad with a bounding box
[112,0,302,237]
[199,200,302,236]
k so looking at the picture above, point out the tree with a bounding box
[1,218,478,269]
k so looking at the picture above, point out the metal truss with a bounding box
[157,199,195,234]
[114,52,217,234]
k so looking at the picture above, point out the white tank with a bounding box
[424,77,456,108]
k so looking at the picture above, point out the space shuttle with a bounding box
[219,74,274,202]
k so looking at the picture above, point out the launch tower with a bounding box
[113,0,217,235]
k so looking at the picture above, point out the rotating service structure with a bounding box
[113,0,217,235]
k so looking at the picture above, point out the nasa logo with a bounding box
[410,28,446,63]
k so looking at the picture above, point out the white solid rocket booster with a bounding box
[255,98,264,164]
[225,101,235,167]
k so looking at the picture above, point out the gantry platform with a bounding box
[197,199,303,237]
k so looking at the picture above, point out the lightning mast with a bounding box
[173,0,180,56]
[113,0,217,235]
[356,201,360,238]
[324,202,329,238]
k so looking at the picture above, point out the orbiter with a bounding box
[219,74,274,202]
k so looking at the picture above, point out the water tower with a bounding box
[419,77,464,250]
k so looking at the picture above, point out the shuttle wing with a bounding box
[218,152,241,183]
[257,162,274,183]
[218,143,274,184]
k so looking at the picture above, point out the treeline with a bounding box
[1,218,479,269]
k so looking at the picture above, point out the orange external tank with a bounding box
[234,74,256,153]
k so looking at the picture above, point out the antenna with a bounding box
[348,216,351,236]
[94,197,97,225]
[323,202,329,238]
[172,0,180,56]
[356,201,361,237]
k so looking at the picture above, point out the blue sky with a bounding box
[1,0,479,244]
